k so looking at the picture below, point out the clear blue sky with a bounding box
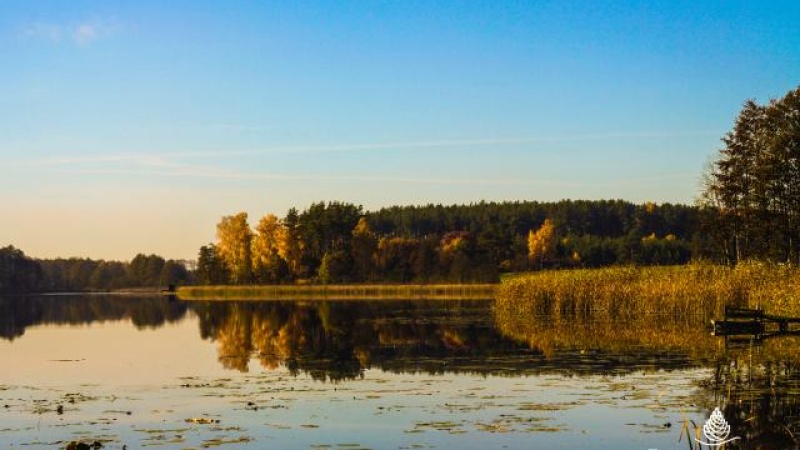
[2,1,799,260]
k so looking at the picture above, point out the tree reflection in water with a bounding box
[192,300,725,380]
[191,300,526,380]
[2,295,799,448]
[0,294,187,340]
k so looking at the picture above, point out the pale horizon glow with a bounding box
[2,1,798,260]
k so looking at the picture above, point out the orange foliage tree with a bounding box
[527,218,556,269]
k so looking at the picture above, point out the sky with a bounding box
[2,1,799,261]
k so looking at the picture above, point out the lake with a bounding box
[0,295,796,449]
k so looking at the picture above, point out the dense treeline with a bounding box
[199,199,707,285]
[0,246,192,293]
[0,246,42,292]
[702,85,800,264]
[38,254,192,291]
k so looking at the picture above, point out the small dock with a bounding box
[712,306,800,340]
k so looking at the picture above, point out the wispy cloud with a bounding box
[13,151,695,190]
[21,18,123,45]
[60,166,586,188]
[92,130,720,159]
[7,131,706,191]
[10,151,576,186]
[10,130,721,166]
[201,131,721,156]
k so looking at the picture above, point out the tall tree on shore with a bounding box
[765,87,800,262]
[279,208,303,279]
[216,212,253,284]
[252,214,290,284]
[703,86,800,263]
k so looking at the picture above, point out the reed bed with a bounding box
[495,262,800,319]
[495,263,800,364]
[178,283,497,301]
[495,308,800,365]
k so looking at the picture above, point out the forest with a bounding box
[0,199,704,292]
[0,247,191,293]
[196,199,707,286]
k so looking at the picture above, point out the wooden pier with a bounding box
[712,306,800,340]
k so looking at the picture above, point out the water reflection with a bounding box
[703,340,800,450]
[2,295,799,448]
[192,300,537,380]
[1,296,717,377]
[496,307,800,450]
[192,300,731,381]
[0,294,187,340]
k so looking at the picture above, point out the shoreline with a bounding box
[177,283,498,301]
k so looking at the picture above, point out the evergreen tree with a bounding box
[703,86,800,263]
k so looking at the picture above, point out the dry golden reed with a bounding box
[495,262,800,362]
[495,262,800,319]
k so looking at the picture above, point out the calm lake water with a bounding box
[0,295,796,449]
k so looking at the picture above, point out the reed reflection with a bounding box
[701,338,800,450]
[496,306,800,450]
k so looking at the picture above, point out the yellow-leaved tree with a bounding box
[252,214,289,283]
[216,212,253,284]
[528,218,556,269]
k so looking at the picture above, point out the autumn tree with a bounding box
[252,214,290,284]
[216,212,253,284]
[528,218,556,268]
